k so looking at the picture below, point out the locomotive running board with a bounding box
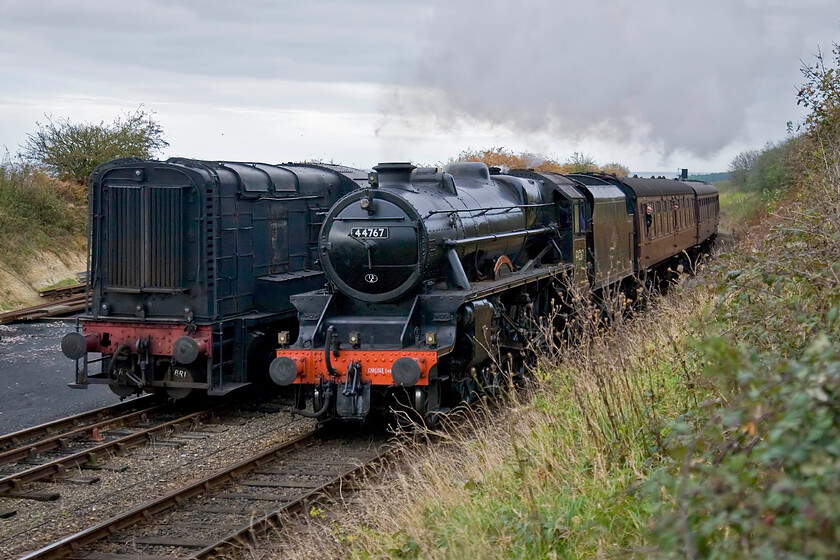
[207,382,251,396]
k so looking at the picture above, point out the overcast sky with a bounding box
[1,1,838,173]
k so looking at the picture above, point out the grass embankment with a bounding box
[0,163,87,307]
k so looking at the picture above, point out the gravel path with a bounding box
[0,321,125,435]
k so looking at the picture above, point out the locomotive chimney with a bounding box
[373,162,416,188]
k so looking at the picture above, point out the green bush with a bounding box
[728,138,799,195]
[646,40,840,559]
[648,241,840,557]
[21,106,168,185]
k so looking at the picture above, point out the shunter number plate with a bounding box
[350,227,389,238]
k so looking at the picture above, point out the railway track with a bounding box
[0,294,87,324]
[0,396,161,454]
[0,400,219,502]
[18,429,389,560]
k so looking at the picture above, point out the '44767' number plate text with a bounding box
[350,227,389,238]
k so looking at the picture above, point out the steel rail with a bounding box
[0,295,87,323]
[196,443,390,559]
[0,403,169,467]
[18,430,323,560]
[0,409,210,497]
[38,283,87,299]
[0,396,159,453]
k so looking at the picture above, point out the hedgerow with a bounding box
[646,42,840,559]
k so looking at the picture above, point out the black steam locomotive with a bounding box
[61,158,366,399]
[270,162,718,421]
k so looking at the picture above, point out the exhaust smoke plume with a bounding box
[389,0,773,158]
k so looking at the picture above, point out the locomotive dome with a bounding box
[319,163,429,302]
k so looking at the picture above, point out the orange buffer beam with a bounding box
[276,349,438,386]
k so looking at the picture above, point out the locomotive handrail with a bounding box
[424,202,553,219]
[442,226,555,248]
[256,194,320,201]
[332,216,407,221]
[106,286,187,294]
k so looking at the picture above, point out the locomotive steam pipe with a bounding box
[445,248,471,291]
[291,384,334,418]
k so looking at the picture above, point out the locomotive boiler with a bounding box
[61,158,366,399]
[318,162,559,302]
[270,161,718,422]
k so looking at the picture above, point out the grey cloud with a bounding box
[391,0,839,158]
[0,0,429,84]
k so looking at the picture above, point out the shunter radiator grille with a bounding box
[107,186,142,288]
[106,185,184,290]
[150,187,183,288]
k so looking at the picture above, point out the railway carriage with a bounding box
[61,158,366,399]
[576,175,719,275]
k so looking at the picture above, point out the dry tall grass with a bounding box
[249,270,722,560]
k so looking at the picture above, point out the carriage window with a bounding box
[654,203,660,235]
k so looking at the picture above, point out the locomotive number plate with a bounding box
[350,227,389,239]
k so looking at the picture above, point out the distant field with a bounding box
[628,171,730,183]
[689,171,730,183]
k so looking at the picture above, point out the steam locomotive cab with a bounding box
[62,159,365,399]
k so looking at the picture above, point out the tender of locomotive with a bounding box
[270,162,718,422]
[61,158,366,398]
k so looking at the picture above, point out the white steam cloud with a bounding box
[387,0,781,159]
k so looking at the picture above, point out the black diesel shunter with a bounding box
[61,158,366,399]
